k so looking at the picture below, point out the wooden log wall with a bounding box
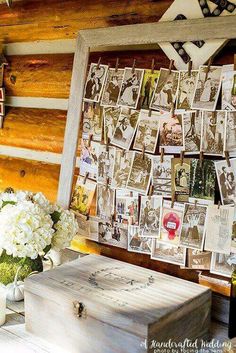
[0,0,234,296]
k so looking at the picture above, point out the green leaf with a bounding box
[1,201,16,208]
[43,245,51,255]
[50,210,61,225]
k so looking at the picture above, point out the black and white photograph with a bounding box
[158,200,184,247]
[191,65,222,111]
[111,107,139,150]
[171,158,191,202]
[224,111,236,154]
[189,159,216,205]
[151,241,186,266]
[205,205,234,254]
[187,249,212,270]
[180,203,208,250]
[210,253,233,278]
[79,139,99,180]
[111,150,133,189]
[150,68,179,112]
[159,113,184,153]
[128,225,152,254]
[127,152,152,194]
[215,158,236,206]
[98,222,128,249]
[221,64,236,111]
[101,68,124,107]
[116,189,139,225]
[103,106,121,144]
[139,196,162,238]
[201,111,226,156]
[117,67,144,109]
[183,110,202,154]
[133,110,160,154]
[140,69,160,109]
[176,70,198,110]
[83,63,108,102]
[97,185,115,221]
[152,155,173,197]
[82,102,103,141]
[97,145,115,184]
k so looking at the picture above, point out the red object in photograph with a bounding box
[163,212,180,240]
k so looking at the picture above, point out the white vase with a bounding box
[0,284,6,326]
[46,249,62,267]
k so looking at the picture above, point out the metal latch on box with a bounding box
[73,301,87,319]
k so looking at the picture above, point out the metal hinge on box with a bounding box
[73,301,87,319]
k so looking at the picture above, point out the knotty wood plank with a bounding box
[0,0,172,43]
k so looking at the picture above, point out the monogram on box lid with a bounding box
[24,255,211,353]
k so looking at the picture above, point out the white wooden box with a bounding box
[25,255,211,353]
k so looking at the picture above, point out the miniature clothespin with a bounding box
[171,193,175,209]
[194,200,197,209]
[142,143,146,160]
[168,59,174,74]
[106,177,109,190]
[151,58,155,74]
[160,147,165,163]
[205,56,213,80]
[148,109,152,117]
[180,151,184,166]
[121,149,126,157]
[128,108,131,115]
[96,57,101,69]
[225,151,231,167]
[188,60,192,77]
[88,134,93,147]
[111,213,115,227]
[115,58,119,72]
[171,102,175,118]
[199,151,204,168]
[106,137,110,152]
[83,172,89,184]
[148,184,154,197]
[107,62,111,69]
[218,201,221,209]
[130,191,133,197]
[132,59,136,74]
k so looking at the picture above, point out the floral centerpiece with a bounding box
[0,189,78,285]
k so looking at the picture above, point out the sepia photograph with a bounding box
[180,203,208,250]
[116,189,139,225]
[111,107,139,150]
[171,158,191,202]
[159,113,184,153]
[72,214,90,240]
[127,152,152,194]
[82,102,103,142]
[215,158,236,206]
[101,68,124,107]
[118,67,144,109]
[151,241,186,266]
[205,205,234,254]
[191,65,222,111]
[133,110,160,154]
[103,106,121,144]
[158,200,184,246]
[189,159,216,205]
[201,111,226,156]
[111,150,133,189]
[152,155,173,198]
[221,64,236,111]
[98,222,128,249]
[79,140,99,180]
[97,145,115,185]
[128,225,152,254]
[183,110,202,154]
[224,111,236,154]
[150,68,179,112]
[70,176,96,216]
[97,185,115,221]
[187,249,212,270]
[83,63,108,103]
[210,252,233,278]
[139,195,162,238]
[140,69,160,109]
[176,70,198,110]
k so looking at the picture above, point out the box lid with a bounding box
[25,255,211,337]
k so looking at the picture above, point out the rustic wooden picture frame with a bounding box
[57,16,236,209]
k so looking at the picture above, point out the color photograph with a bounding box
[79,140,99,180]
[140,69,160,109]
[116,189,139,226]
[70,176,97,216]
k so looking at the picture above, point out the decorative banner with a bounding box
[158,0,236,69]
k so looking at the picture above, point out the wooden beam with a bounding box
[5,97,68,110]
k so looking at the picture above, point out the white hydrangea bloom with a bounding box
[0,201,54,259]
[32,192,54,214]
[51,207,78,251]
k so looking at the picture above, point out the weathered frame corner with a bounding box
[57,16,236,209]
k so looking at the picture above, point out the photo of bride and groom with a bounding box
[215,159,236,206]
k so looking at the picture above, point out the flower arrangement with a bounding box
[0,189,78,285]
